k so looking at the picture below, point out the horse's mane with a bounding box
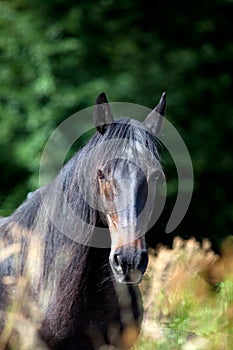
[86,117,161,160]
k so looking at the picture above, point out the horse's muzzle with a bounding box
[110,247,148,285]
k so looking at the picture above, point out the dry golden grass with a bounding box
[135,237,233,350]
[0,237,47,350]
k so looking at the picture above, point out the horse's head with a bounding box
[94,92,166,284]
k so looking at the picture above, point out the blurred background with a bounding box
[0,0,232,251]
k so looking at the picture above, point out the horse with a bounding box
[0,92,166,350]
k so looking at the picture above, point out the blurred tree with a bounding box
[0,0,232,249]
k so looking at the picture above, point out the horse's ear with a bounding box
[94,92,114,134]
[143,92,166,136]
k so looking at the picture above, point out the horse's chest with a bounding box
[79,285,142,347]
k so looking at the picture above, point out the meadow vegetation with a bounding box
[135,237,233,350]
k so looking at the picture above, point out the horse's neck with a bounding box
[40,245,113,337]
[82,247,112,298]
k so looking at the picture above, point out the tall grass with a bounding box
[135,237,233,350]
[0,238,48,350]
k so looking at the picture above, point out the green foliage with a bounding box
[0,0,232,245]
[135,278,233,350]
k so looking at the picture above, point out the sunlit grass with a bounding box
[134,237,233,350]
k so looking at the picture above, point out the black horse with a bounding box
[0,92,166,350]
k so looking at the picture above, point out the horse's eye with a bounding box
[151,170,161,182]
[154,171,161,181]
[97,169,105,180]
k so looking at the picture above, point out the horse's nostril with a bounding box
[113,253,121,267]
[137,251,148,274]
